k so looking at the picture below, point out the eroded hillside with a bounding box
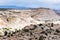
[0,8,60,36]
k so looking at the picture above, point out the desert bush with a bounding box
[39,35,44,40]
[56,29,60,33]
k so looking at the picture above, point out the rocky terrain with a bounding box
[0,8,59,40]
[0,23,60,40]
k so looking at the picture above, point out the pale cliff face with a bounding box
[0,8,60,35]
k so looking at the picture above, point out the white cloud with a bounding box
[0,0,15,5]
[0,0,59,9]
[0,0,59,6]
[38,0,60,3]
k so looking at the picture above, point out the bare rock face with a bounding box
[0,8,60,36]
[31,8,60,21]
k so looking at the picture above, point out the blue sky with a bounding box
[0,0,60,9]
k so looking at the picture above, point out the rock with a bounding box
[0,8,59,40]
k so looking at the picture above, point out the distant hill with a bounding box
[0,6,30,10]
[54,10,60,16]
[29,8,60,21]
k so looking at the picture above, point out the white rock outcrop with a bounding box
[0,8,59,35]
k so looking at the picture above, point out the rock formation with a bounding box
[0,8,60,37]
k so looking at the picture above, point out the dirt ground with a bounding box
[0,23,60,40]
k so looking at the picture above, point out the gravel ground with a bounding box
[0,23,60,40]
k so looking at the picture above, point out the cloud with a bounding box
[0,0,59,9]
[0,0,15,5]
[38,0,60,4]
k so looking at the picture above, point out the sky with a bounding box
[0,0,60,9]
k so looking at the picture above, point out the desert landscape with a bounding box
[0,8,60,40]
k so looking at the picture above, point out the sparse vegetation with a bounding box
[0,8,59,40]
[56,29,60,33]
[38,24,43,26]
[4,31,7,36]
[23,29,29,32]
[39,36,44,40]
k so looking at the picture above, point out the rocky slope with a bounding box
[0,23,60,40]
[0,8,60,40]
